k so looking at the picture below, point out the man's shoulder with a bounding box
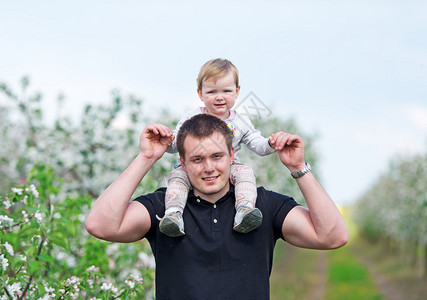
[134,187,167,204]
[256,186,284,196]
[256,186,296,204]
[256,186,300,222]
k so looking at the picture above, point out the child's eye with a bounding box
[207,91,215,94]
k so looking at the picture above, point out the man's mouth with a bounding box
[203,175,219,182]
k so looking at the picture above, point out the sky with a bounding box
[1,0,426,205]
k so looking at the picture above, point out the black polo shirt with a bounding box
[134,185,299,300]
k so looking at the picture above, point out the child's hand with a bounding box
[269,131,289,151]
[269,131,306,172]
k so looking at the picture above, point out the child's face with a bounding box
[197,72,240,120]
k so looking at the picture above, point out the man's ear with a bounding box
[180,157,187,172]
[229,147,235,165]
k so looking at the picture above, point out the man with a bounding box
[85,114,348,299]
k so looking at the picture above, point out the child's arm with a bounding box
[235,113,276,156]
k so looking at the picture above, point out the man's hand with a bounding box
[140,123,174,161]
[269,131,305,172]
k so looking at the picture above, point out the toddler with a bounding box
[159,58,278,237]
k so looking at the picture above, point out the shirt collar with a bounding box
[188,184,235,205]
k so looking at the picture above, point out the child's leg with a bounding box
[230,164,257,209]
[165,166,191,214]
[160,166,191,237]
[230,164,262,233]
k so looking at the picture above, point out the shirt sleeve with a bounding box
[234,113,276,156]
[133,188,167,239]
[256,187,300,241]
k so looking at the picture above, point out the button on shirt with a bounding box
[135,185,299,300]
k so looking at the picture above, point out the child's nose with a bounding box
[215,93,224,100]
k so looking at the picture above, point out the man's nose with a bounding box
[204,159,215,172]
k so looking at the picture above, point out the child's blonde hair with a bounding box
[197,58,239,91]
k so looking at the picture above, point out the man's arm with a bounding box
[85,123,174,243]
[269,132,349,250]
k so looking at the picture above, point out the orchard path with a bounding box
[270,243,328,300]
[350,241,427,300]
[304,251,328,300]
[271,240,427,300]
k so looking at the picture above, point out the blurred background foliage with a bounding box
[1,76,426,299]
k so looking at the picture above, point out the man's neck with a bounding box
[193,182,232,204]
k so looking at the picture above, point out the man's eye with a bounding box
[214,154,223,159]
[193,158,202,163]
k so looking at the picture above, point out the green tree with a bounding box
[354,153,427,276]
[1,164,152,299]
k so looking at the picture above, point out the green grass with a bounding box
[326,245,383,300]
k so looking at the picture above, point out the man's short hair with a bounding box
[196,58,239,91]
[177,114,233,159]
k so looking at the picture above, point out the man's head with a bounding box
[177,114,232,158]
[177,114,234,202]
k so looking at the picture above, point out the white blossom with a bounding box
[31,235,42,244]
[22,210,29,223]
[34,210,43,223]
[66,276,80,285]
[0,254,9,271]
[3,241,14,256]
[0,215,14,226]
[125,279,135,289]
[86,265,99,272]
[100,283,118,293]
[7,282,21,295]
[29,184,39,198]
[11,187,23,195]
[18,254,27,262]
[2,198,11,209]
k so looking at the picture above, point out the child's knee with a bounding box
[168,167,191,187]
[230,165,256,184]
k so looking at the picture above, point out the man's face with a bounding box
[197,71,240,120]
[180,132,234,203]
